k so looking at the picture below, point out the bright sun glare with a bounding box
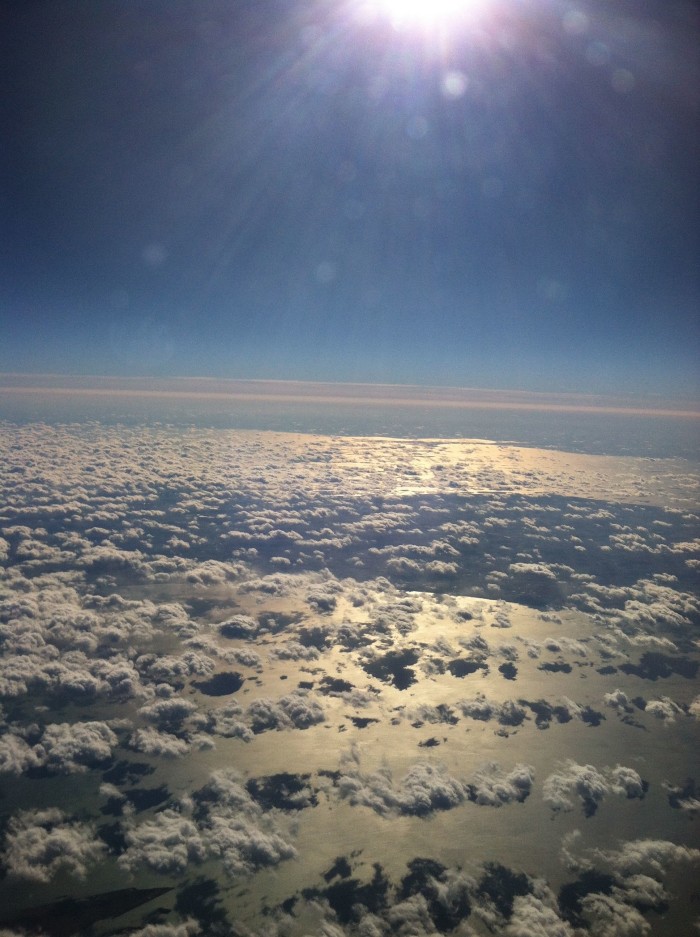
[377,0,479,28]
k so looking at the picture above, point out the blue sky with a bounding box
[2,0,698,395]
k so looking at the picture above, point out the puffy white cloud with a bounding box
[338,760,467,816]
[664,778,700,813]
[457,695,528,727]
[119,808,206,875]
[206,813,297,877]
[218,614,258,639]
[268,641,319,661]
[34,720,117,772]
[2,808,105,882]
[457,696,499,722]
[644,697,684,723]
[128,727,190,758]
[337,757,533,816]
[127,922,201,937]
[0,929,47,937]
[138,652,215,683]
[119,770,297,881]
[397,762,469,815]
[0,410,698,934]
[543,761,645,816]
[544,762,606,815]
[609,766,646,800]
[210,703,253,741]
[504,895,575,936]
[596,839,700,877]
[604,689,630,711]
[620,874,670,911]
[195,770,298,873]
[383,893,437,935]
[466,762,534,806]
[0,721,118,775]
[138,697,198,728]
[0,733,40,774]
[579,892,650,937]
[246,692,325,734]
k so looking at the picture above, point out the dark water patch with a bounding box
[0,887,172,937]
[400,857,471,931]
[539,661,572,674]
[559,870,616,926]
[580,707,605,727]
[193,671,244,696]
[319,676,355,695]
[350,716,379,729]
[246,773,318,811]
[498,706,527,727]
[128,784,171,811]
[258,610,306,634]
[175,877,234,936]
[362,649,419,690]
[619,652,699,681]
[298,626,331,650]
[323,856,352,882]
[24,765,56,780]
[303,863,389,924]
[433,703,459,724]
[582,794,601,817]
[477,862,532,920]
[298,680,314,689]
[399,857,447,899]
[185,597,223,618]
[620,713,646,729]
[666,777,698,811]
[447,658,488,678]
[281,895,297,914]
[597,665,617,675]
[501,578,564,610]
[519,700,572,729]
[98,821,128,854]
[101,796,125,817]
[498,662,518,680]
[318,769,341,784]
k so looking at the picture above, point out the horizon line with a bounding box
[1,373,699,419]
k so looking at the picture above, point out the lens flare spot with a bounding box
[441,70,469,99]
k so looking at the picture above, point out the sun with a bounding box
[372,0,481,29]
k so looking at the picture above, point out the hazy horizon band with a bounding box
[1,380,698,419]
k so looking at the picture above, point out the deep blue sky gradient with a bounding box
[2,0,698,394]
